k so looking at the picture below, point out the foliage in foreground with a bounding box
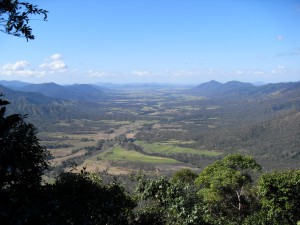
[134,174,205,225]
[257,170,300,224]
[195,154,262,224]
[41,171,135,225]
[0,0,48,40]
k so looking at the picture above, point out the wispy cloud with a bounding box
[271,65,289,75]
[164,68,218,78]
[233,69,266,76]
[172,70,199,77]
[130,69,219,80]
[290,48,300,56]
[131,70,153,77]
[276,47,300,57]
[86,70,115,78]
[230,66,300,82]
[232,66,298,78]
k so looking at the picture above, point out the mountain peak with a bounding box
[196,80,222,88]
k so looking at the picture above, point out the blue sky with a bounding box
[1,0,300,84]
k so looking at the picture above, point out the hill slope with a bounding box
[18,82,105,101]
[0,80,31,89]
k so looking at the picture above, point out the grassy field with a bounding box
[136,141,221,156]
[163,139,196,145]
[95,146,179,164]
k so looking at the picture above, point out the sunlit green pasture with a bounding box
[163,139,197,145]
[136,141,221,156]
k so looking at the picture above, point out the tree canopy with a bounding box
[195,154,262,224]
[257,170,300,224]
[0,94,49,189]
[0,0,48,40]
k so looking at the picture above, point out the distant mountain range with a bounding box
[0,81,106,101]
[0,80,31,89]
[187,80,300,98]
[1,80,299,102]
[0,83,60,105]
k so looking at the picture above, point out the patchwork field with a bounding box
[39,98,222,175]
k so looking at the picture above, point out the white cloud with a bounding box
[0,60,45,78]
[39,61,67,71]
[39,53,67,71]
[0,54,68,78]
[2,60,30,71]
[50,53,62,61]
[0,69,45,78]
